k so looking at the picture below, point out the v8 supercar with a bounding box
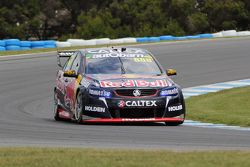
[54,47,185,125]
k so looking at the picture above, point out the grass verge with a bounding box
[186,86,250,127]
[0,147,250,167]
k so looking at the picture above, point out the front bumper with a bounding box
[82,92,185,121]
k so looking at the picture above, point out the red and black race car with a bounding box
[54,47,185,125]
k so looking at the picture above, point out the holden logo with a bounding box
[133,89,141,97]
[118,100,125,108]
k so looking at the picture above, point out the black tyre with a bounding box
[54,91,62,121]
[74,93,83,124]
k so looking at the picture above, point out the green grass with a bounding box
[0,148,250,167]
[186,86,250,127]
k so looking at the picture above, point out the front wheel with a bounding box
[74,93,83,124]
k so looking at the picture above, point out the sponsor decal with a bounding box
[85,53,92,59]
[89,89,111,97]
[100,79,168,88]
[86,49,148,58]
[118,100,126,108]
[122,118,156,121]
[92,53,145,58]
[87,49,146,54]
[118,100,157,107]
[168,105,183,112]
[133,57,153,62]
[85,106,105,113]
[160,87,178,96]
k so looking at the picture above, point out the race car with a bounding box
[54,47,185,125]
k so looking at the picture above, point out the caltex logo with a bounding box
[118,100,125,108]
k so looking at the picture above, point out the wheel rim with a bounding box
[75,94,82,121]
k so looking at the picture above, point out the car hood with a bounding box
[86,74,174,88]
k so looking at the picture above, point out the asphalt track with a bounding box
[0,37,250,150]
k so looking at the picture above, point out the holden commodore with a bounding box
[54,47,185,125]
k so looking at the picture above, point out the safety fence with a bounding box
[0,30,250,51]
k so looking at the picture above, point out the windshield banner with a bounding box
[100,79,168,87]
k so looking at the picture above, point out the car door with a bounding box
[56,52,77,110]
[64,52,83,112]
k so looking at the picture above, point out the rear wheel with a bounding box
[75,93,83,124]
[54,91,62,121]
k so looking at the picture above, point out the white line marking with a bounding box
[202,85,233,89]
[227,81,250,86]
[183,78,250,131]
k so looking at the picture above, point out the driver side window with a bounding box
[63,52,77,71]
[71,53,81,74]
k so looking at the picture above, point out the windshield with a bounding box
[85,55,162,75]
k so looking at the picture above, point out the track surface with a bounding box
[0,37,250,150]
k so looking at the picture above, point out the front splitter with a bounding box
[82,117,183,123]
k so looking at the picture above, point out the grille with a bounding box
[120,108,154,118]
[109,108,165,118]
[115,89,157,97]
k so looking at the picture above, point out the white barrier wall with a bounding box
[56,41,71,48]
[237,31,250,36]
[221,30,237,37]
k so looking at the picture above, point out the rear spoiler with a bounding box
[57,50,76,68]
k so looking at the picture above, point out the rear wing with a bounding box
[57,50,76,68]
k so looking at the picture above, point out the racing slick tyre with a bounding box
[53,91,62,121]
[75,93,83,124]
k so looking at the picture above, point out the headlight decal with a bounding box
[88,88,112,98]
[160,87,178,97]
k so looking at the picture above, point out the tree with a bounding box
[201,0,248,31]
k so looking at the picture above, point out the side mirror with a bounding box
[63,70,78,78]
[166,69,177,76]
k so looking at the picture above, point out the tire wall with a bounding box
[0,39,56,51]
